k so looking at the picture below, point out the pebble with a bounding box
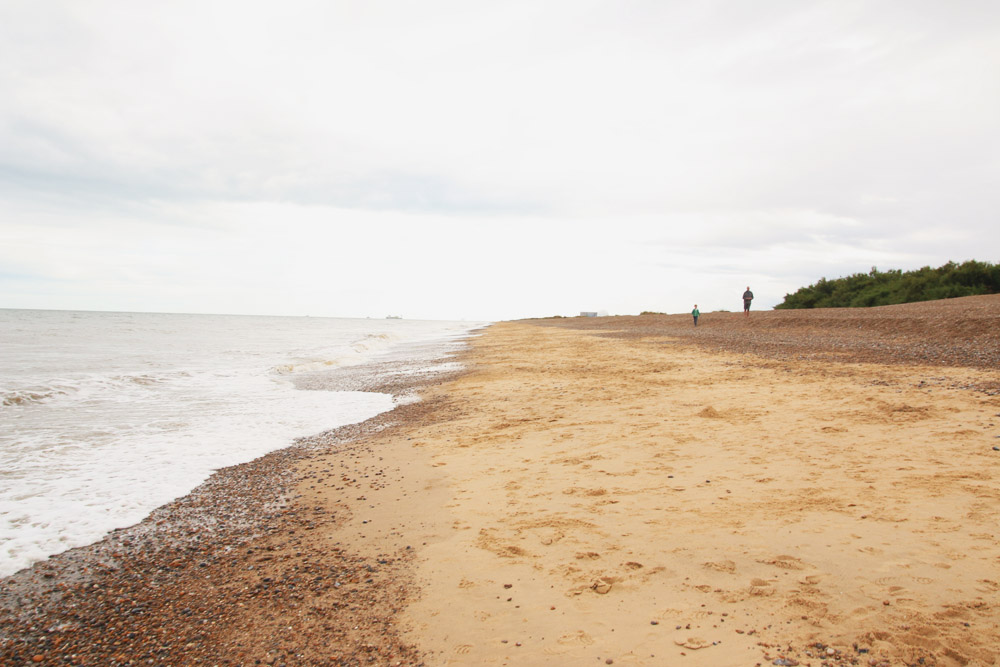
[0,396,434,667]
[8,317,995,665]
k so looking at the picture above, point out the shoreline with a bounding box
[3,296,999,665]
[0,353,472,665]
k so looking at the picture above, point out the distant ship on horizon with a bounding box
[386,315,402,319]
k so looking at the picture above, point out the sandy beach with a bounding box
[3,296,1000,666]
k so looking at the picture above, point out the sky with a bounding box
[1,1,998,321]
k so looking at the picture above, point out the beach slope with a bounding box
[3,295,999,665]
[384,300,1000,666]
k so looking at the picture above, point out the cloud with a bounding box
[1,1,998,318]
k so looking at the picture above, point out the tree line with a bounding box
[775,260,1000,309]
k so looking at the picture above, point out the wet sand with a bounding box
[3,296,1000,665]
[0,360,458,666]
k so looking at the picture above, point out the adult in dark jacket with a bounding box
[742,287,753,316]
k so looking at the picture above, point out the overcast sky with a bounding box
[1,1,997,321]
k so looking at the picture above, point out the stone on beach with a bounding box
[2,295,999,666]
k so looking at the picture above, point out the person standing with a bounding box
[742,286,754,317]
[692,304,700,326]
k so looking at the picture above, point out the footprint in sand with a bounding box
[977,580,1000,593]
[703,559,736,574]
[675,637,712,650]
[453,645,473,655]
[848,606,871,619]
[556,631,595,646]
[760,555,807,570]
[748,578,776,597]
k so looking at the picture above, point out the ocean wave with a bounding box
[272,332,400,374]
[2,387,70,407]
[2,372,189,408]
[113,374,169,386]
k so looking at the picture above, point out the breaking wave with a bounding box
[2,387,69,407]
[272,332,399,374]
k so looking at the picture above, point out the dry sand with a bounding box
[299,297,1000,666]
[3,296,999,666]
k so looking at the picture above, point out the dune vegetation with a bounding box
[775,260,1000,309]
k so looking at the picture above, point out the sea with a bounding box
[0,309,486,578]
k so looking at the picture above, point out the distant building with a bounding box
[580,311,598,317]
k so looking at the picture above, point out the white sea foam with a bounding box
[0,310,486,577]
[272,332,404,373]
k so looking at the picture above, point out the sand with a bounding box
[3,296,999,666]
[301,311,1000,666]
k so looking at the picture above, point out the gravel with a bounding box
[3,297,996,664]
[533,294,1000,383]
[0,358,467,667]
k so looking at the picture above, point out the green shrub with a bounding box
[776,260,999,309]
